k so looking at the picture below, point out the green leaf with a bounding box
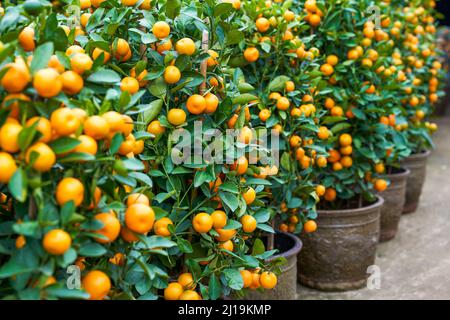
[148,78,167,98]
[78,243,106,257]
[177,238,193,253]
[143,99,163,123]
[166,0,181,19]
[8,169,27,202]
[232,94,258,105]
[87,69,121,84]
[256,223,275,233]
[58,153,95,163]
[208,274,222,300]
[12,221,40,237]
[252,238,266,255]
[268,75,290,92]
[60,201,75,226]
[30,42,54,74]
[219,191,239,212]
[49,137,81,154]
[218,182,239,194]
[143,236,177,249]
[223,268,244,290]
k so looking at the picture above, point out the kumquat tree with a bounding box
[0,0,447,302]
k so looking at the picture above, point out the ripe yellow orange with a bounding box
[317,126,329,139]
[240,270,252,288]
[152,21,170,39]
[164,66,181,84]
[66,45,84,56]
[121,0,138,6]
[206,50,219,67]
[125,204,155,234]
[320,63,334,76]
[167,108,186,126]
[324,188,336,201]
[42,229,72,255]
[374,179,388,192]
[127,193,150,207]
[211,210,227,229]
[339,133,352,146]
[70,53,93,74]
[259,271,277,289]
[244,47,259,62]
[102,111,125,133]
[15,235,26,249]
[56,177,85,207]
[2,93,30,118]
[18,26,35,51]
[147,120,166,135]
[48,55,65,73]
[193,212,213,233]
[26,142,56,172]
[120,77,139,94]
[316,184,326,197]
[82,270,111,300]
[175,38,196,56]
[256,17,270,32]
[219,239,234,252]
[120,226,139,242]
[121,115,134,136]
[241,214,257,233]
[118,133,136,156]
[243,187,256,205]
[178,273,195,290]
[204,93,219,114]
[154,217,173,237]
[84,115,110,140]
[26,117,52,143]
[0,123,22,153]
[0,152,17,183]
[60,71,84,95]
[164,282,183,300]
[92,48,111,63]
[186,94,206,115]
[33,68,62,98]
[94,212,121,243]
[50,108,81,136]
[250,272,261,289]
[304,220,317,233]
[232,155,248,175]
[1,59,30,93]
[215,228,236,241]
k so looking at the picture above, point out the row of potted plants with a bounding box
[0,0,444,300]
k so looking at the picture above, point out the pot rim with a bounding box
[406,149,432,159]
[317,194,384,216]
[267,231,303,261]
[383,167,411,178]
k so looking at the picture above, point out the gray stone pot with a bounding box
[378,167,410,242]
[400,150,431,214]
[298,196,383,291]
[243,231,302,300]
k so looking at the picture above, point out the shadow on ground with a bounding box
[297,117,450,300]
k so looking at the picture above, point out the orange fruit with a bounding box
[243,187,256,205]
[84,115,110,140]
[92,48,111,63]
[164,282,183,300]
[152,21,170,39]
[125,204,155,234]
[102,111,125,133]
[244,47,259,62]
[309,14,321,27]
[94,212,121,243]
[2,93,30,118]
[316,185,326,197]
[1,60,30,93]
[147,120,166,135]
[26,142,56,172]
[238,126,253,144]
[206,50,219,67]
[26,117,52,143]
[56,177,85,207]
[118,133,136,156]
[324,188,336,201]
[120,226,139,242]
[276,97,290,110]
[156,39,172,54]
[241,215,257,233]
[232,156,248,175]
[66,45,85,56]
[0,123,22,153]
[178,273,196,289]
[340,156,353,168]
[193,212,213,233]
[42,229,72,255]
[167,108,186,126]
[219,239,234,252]
[164,66,181,84]
[303,220,317,233]
[70,53,93,74]
[60,71,84,95]
[320,63,334,76]
[317,126,329,139]
[50,108,81,136]
[127,193,150,206]
[215,228,236,241]
[259,271,277,289]
[256,17,270,32]
[204,93,219,114]
[73,135,98,155]
[374,179,388,192]
[175,38,196,56]
[154,217,173,237]
[240,270,252,288]
[0,152,17,183]
[33,68,62,98]
[120,77,139,94]
[121,115,134,136]
[18,26,35,51]
[339,133,352,146]
[211,210,227,229]
[178,290,201,300]
[109,252,125,265]
[186,94,206,115]
[15,235,26,249]
[82,270,111,300]
[250,272,261,289]
[259,108,271,121]
[285,81,295,92]
[48,55,65,73]
[121,0,138,6]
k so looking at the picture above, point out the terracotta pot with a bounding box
[400,150,431,214]
[243,231,302,300]
[298,196,383,291]
[378,167,410,242]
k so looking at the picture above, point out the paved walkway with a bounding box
[298,117,450,300]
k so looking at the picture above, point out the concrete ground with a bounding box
[298,117,450,300]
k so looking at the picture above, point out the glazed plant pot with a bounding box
[298,196,383,291]
[378,167,410,242]
[243,231,302,300]
[400,150,431,214]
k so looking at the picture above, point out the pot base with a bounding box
[299,274,367,292]
[402,201,419,214]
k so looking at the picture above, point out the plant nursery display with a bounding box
[0,0,445,300]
